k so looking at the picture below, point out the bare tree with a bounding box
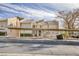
[16,16,24,21]
[57,9,79,29]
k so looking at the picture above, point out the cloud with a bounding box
[0,3,57,19]
[0,5,19,13]
[0,3,79,20]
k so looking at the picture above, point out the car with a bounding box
[71,35,79,38]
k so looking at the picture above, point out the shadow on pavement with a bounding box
[0,38,79,46]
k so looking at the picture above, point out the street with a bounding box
[0,38,79,55]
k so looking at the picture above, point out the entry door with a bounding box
[39,30,41,36]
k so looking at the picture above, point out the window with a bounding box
[33,25,35,28]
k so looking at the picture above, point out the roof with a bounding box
[0,19,7,22]
[20,18,34,23]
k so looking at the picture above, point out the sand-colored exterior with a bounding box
[0,17,59,38]
[7,17,20,38]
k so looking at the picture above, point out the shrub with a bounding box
[20,33,32,37]
[0,32,6,36]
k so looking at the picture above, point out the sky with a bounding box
[0,3,79,20]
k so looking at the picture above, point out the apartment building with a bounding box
[20,19,35,37]
[34,20,59,38]
[0,17,59,38]
[0,19,7,36]
[45,20,59,38]
[20,19,59,38]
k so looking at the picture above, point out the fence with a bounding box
[6,27,79,39]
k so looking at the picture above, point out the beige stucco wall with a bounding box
[36,20,59,38]
[20,22,33,35]
[7,17,20,38]
[0,20,7,28]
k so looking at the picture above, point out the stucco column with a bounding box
[37,30,39,37]
[41,30,44,38]
[32,30,35,37]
